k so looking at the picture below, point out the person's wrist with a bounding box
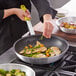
[12,8,18,15]
[43,14,52,22]
[3,8,16,19]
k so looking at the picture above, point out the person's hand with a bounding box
[3,8,31,20]
[43,21,54,38]
[14,8,31,21]
[43,14,54,38]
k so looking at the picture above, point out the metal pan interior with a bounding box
[13,35,69,58]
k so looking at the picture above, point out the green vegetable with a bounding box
[24,52,41,57]
[20,41,61,58]
[32,53,41,58]
[50,49,54,52]
[0,69,8,75]
[10,69,15,73]
[0,69,26,76]
[33,45,40,49]
[24,49,26,53]
[40,35,44,40]
[24,54,33,57]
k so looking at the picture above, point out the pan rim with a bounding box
[13,35,69,59]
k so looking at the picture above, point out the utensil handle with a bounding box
[26,21,35,35]
[20,5,35,36]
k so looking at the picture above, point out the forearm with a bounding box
[3,8,16,19]
[43,14,52,22]
[3,8,31,21]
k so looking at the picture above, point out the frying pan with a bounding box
[13,34,69,64]
[13,7,69,64]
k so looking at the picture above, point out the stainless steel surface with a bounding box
[22,32,30,38]
[26,21,35,35]
[0,63,35,76]
[0,48,17,64]
[14,35,69,64]
[57,70,76,76]
[68,41,76,47]
[15,51,67,64]
[56,16,76,34]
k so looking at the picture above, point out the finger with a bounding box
[43,23,47,35]
[26,10,30,14]
[43,22,49,38]
[21,10,30,19]
[47,29,52,38]
[43,22,53,38]
[25,10,31,18]
[25,13,31,19]
[47,23,53,38]
[20,16,25,21]
[22,13,30,21]
[24,12,29,17]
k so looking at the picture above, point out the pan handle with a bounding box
[22,20,35,38]
[26,21,35,36]
[20,5,35,36]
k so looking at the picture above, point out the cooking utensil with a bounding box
[0,63,35,76]
[20,5,35,35]
[13,35,69,64]
[14,5,69,64]
[56,16,76,34]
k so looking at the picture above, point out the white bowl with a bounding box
[0,63,35,76]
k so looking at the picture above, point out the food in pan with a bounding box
[0,69,26,76]
[61,22,76,29]
[19,41,61,58]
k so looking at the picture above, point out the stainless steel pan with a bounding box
[13,14,69,64]
[13,34,69,64]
